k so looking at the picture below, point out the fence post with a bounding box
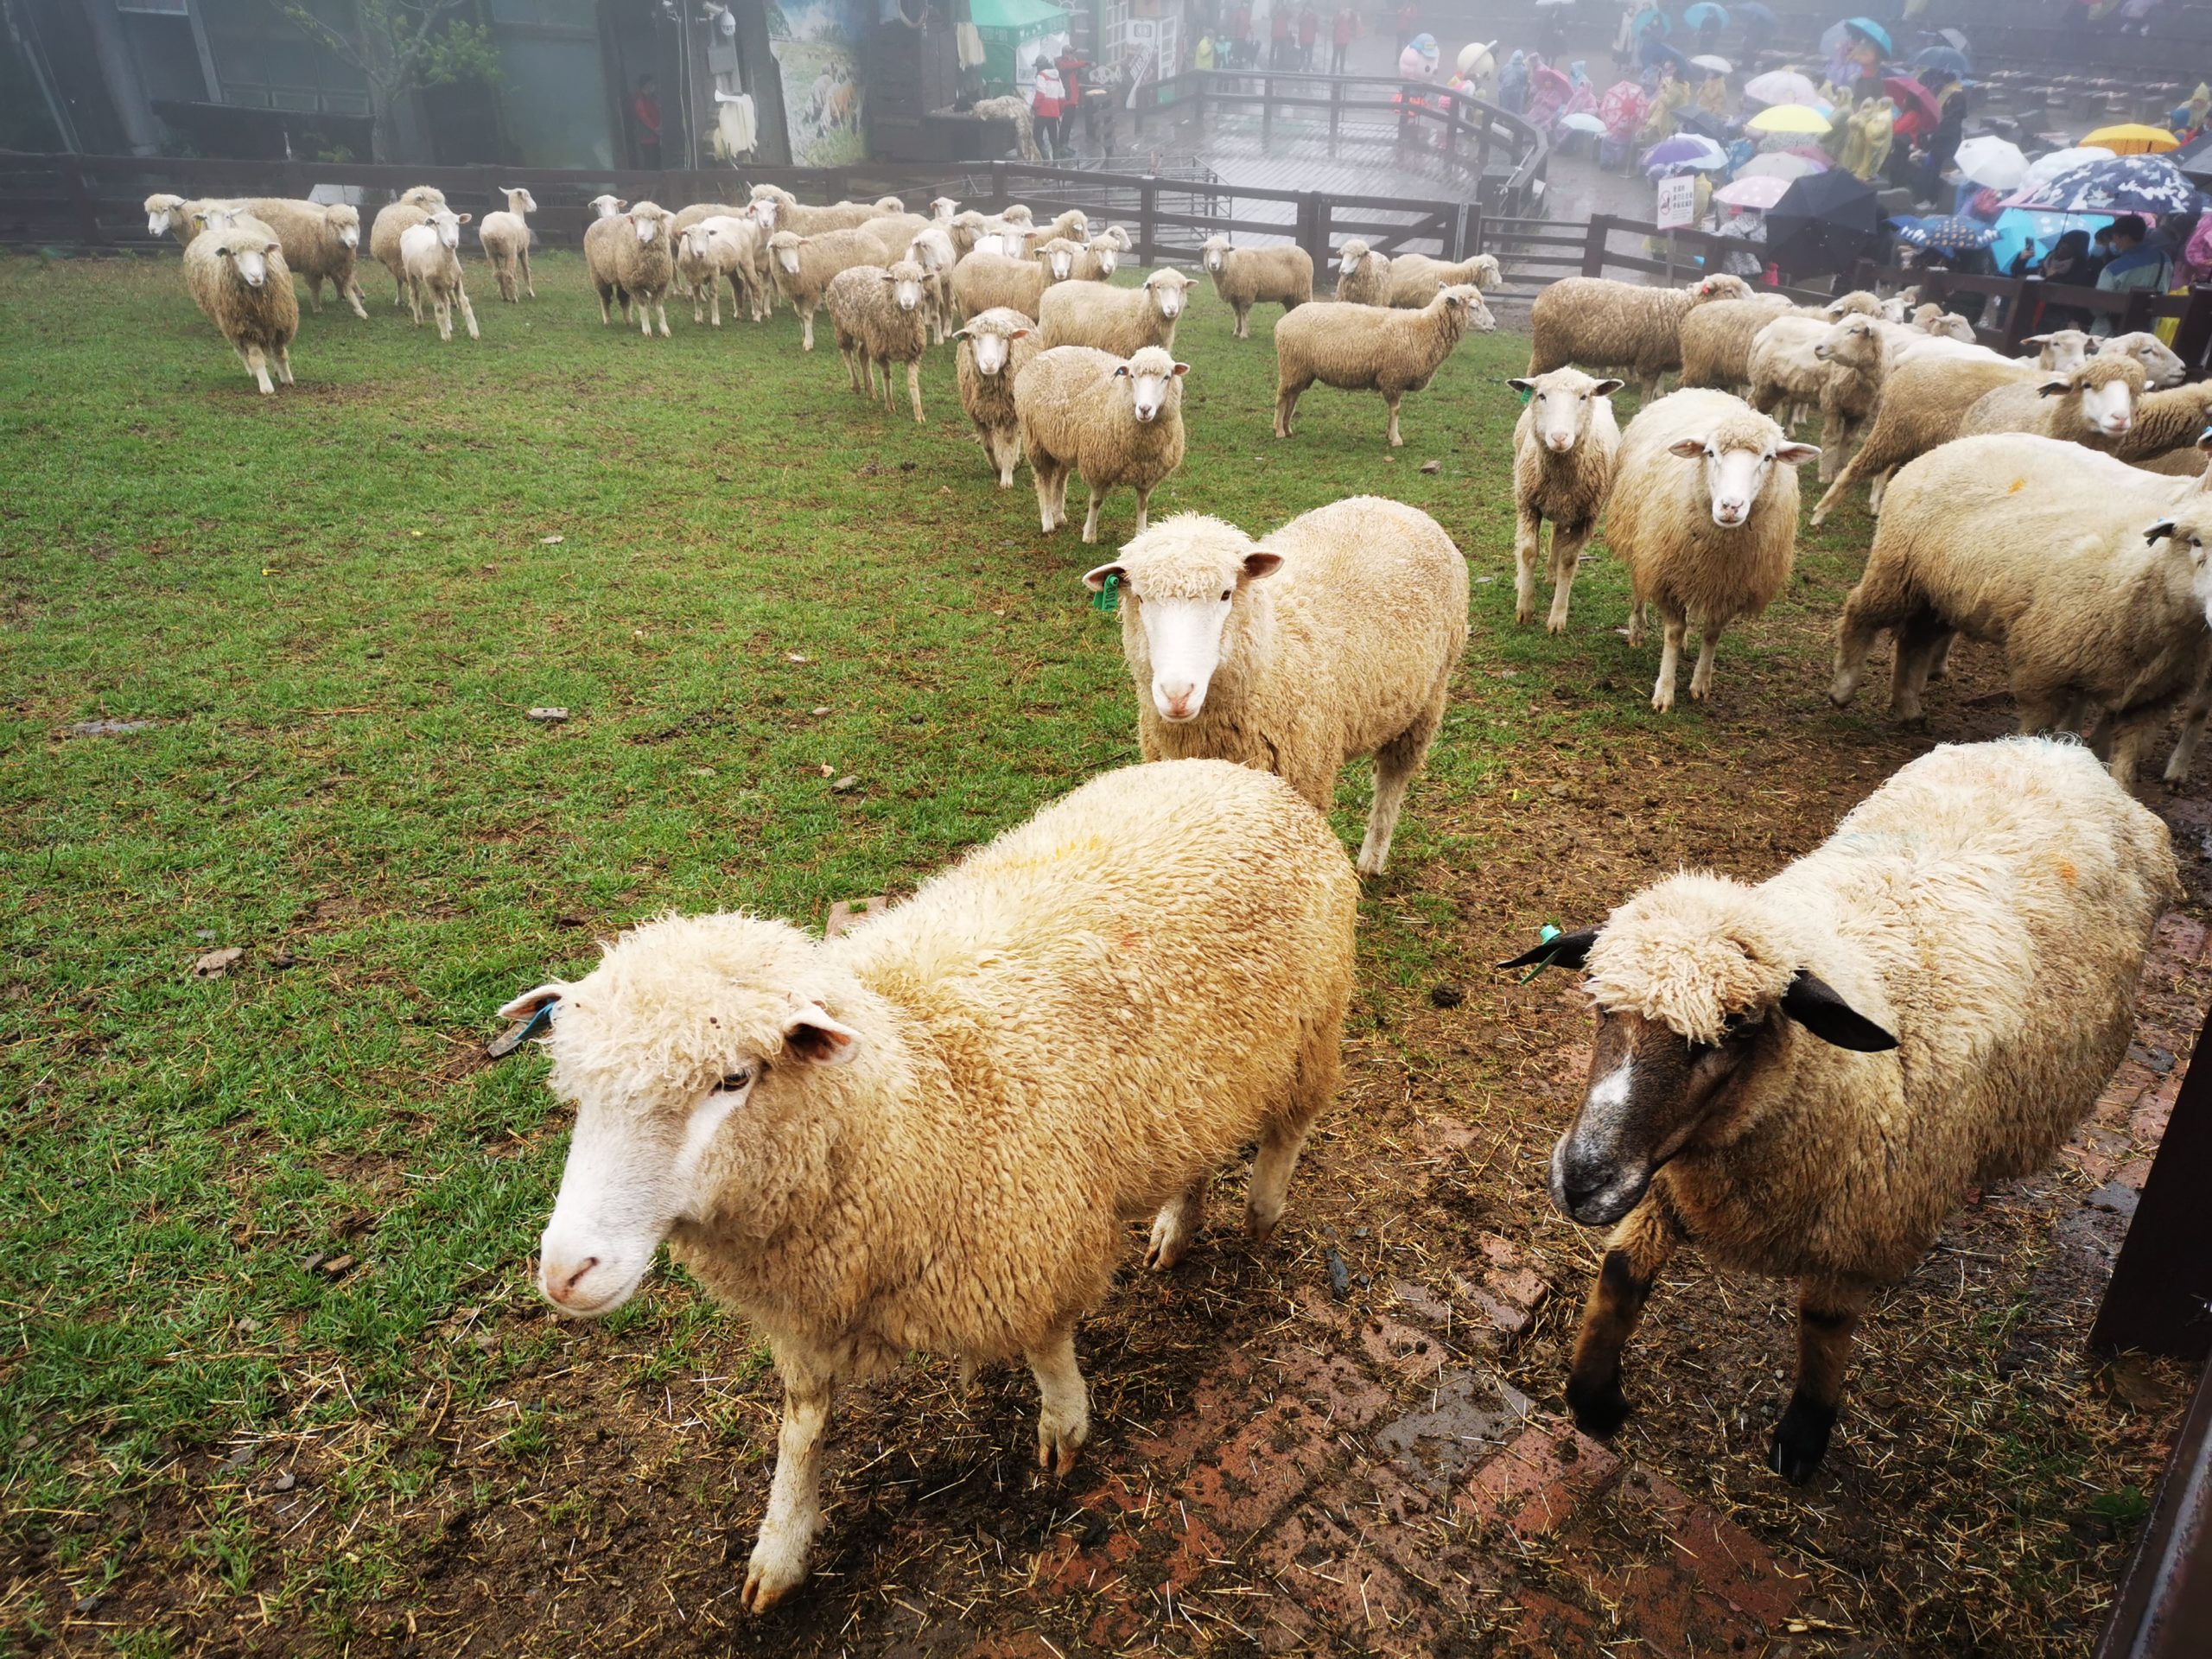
[1468,201,1484,263]
[988,161,1007,210]
[1312,194,1332,273]
[2121,288,2157,337]
[1138,175,1158,267]
[2171,285,2212,378]
[1999,275,2035,355]
[62,157,101,246]
[1328,78,1341,157]
[1262,77,1274,153]
[1581,214,1610,277]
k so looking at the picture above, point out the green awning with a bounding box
[968,0,1067,34]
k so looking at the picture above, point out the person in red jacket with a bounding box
[1297,3,1320,70]
[1331,5,1357,74]
[1029,55,1065,158]
[1230,1,1254,69]
[1270,3,1293,70]
[632,74,663,170]
[1055,47,1090,151]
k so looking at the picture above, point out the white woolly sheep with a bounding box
[1508,736,2176,1482]
[1083,499,1469,875]
[1383,252,1502,307]
[1746,314,1841,434]
[953,307,1041,486]
[182,222,297,395]
[1199,236,1314,339]
[1808,353,2044,525]
[1677,294,1800,394]
[1071,233,1124,282]
[144,193,241,245]
[949,248,1065,325]
[2100,330,2189,390]
[746,184,889,238]
[1507,368,1625,632]
[588,194,626,220]
[1022,208,1090,254]
[369,185,449,307]
[512,758,1357,1611]
[1332,238,1390,306]
[479,188,538,302]
[1014,344,1188,543]
[1831,435,2212,789]
[1527,273,1754,402]
[1037,266,1195,356]
[906,224,958,342]
[1955,353,2145,446]
[583,201,676,337]
[227,197,365,318]
[1273,284,1495,448]
[2115,383,2212,470]
[1808,313,1890,483]
[766,226,898,349]
[969,94,1041,159]
[1604,389,1817,712]
[399,208,480,342]
[823,260,931,423]
[681,215,769,325]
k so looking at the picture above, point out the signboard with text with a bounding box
[1656,175,1697,231]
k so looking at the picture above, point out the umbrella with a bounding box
[1599,79,1649,138]
[1691,54,1733,75]
[2080,123,2180,156]
[1953,134,2028,191]
[1747,103,1834,135]
[1631,6,1670,34]
[1683,3,1729,27]
[2174,130,2212,186]
[1897,214,1998,253]
[1560,111,1609,135]
[1744,70,1820,107]
[1738,150,1827,181]
[1841,16,1892,55]
[1911,46,1971,80]
[1715,174,1791,209]
[1935,27,1968,52]
[2005,154,2206,218]
[1884,77,1943,127]
[1737,3,1777,22]
[1644,133,1730,169]
[2019,145,2117,194]
[1765,166,1882,276]
[1990,206,2113,274]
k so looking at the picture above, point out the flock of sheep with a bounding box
[131,175,2201,1616]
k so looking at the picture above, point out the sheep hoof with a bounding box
[1546,614,1570,636]
[1036,1410,1088,1478]
[1566,1374,1631,1439]
[741,1535,810,1613]
[1144,1211,1194,1271]
[1515,605,1535,626]
[1768,1395,1836,1484]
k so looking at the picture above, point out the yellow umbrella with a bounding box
[1746,103,1834,136]
[2081,123,2180,156]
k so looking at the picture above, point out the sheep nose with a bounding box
[543,1254,601,1308]
[1158,683,1197,720]
[1716,502,1747,524]
[1548,433,1572,452]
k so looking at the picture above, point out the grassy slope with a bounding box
[0,250,2158,1654]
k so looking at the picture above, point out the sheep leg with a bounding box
[1890,618,1950,721]
[245,346,274,397]
[1033,461,1065,533]
[655,297,669,339]
[1866,467,1893,517]
[1080,484,1103,545]
[841,344,864,396]
[1130,487,1152,537]
[1925,633,1955,683]
[906,360,923,425]
[1273,378,1305,439]
[275,344,293,386]
[800,305,816,352]
[1650,607,1688,714]
[1688,620,1723,703]
[1249,1002,1341,1242]
[1383,391,1404,448]
[741,1363,834,1614]
[2106,710,2163,794]
[1566,1194,1682,1438]
[457,287,479,341]
[435,296,453,342]
[637,295,653,339]
[305,275,322,315]
[989,429,1019,489]
[1808,454,1860,528]
[1233,301,1250,340]
[596,283,613,326]
[1829,595,1896,709]
[1358,705,1440,876]
[520,247,534,300]
[1027,1325,1089,1478]
[1770,1282,1870,1484]
[1548,522,1592,635]
[1627,594,1648,649]
[1144,1174,1209,1270]
[1513,509,1544,626]
[1816,408,1845,484]
[2164,665,2212,784]
[343,276,367,320]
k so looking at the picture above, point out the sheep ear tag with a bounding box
[1498,925,1597,982]
[487,997,560,1060]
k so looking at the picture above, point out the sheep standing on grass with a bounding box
[1527,273,1753,402]
[767,227,910,349]
[1808,354,2043,525]
[369,185,449,307]
[823,261,932,423]
[1677,294,1800,395]
[1015,345,1188,543]
[399,208,480,342]
[953,308,1041,486]
[1199,235,1313,338]
[584,202,676,336]
[1083,499,1469,875]
[1808,314,1889,483]
[479,188,538,302]
[746,184,889,237]
[1332,238,1389,305]
[206,197,365,318]
[145,193,240,244]
[514,759,1357,1611]
[1507,736,2176,1481]
[1383,251,1501,307]
[1508,368,1624,632]
[906,224,958,342]
[1272,284,1494,448]
[1038,267,1195,356]
[677,216,768,325]
[1604,389,1817,712]
[1830,435,2212,789]
[950,248,1064,326]
[183,222,297,395]
[1955,355,2144,446]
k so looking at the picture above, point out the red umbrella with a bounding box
[1885,76,1942,127]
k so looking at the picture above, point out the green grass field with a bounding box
[0,248,2186,1656]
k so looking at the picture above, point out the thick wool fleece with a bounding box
[1587,737,2176,1288]
[539,758,1357,1376]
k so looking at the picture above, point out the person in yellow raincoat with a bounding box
[1640,65,1691,143]
[1695,67,1729,122]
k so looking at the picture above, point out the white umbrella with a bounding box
[1715,175,1791,209]
[1560,112,1609,135]
[1953,135,2028,191]
[1691,54,1733,74]
[2018,144,2117,194]
[1743,69,1820,107]
[1737,152,1826,181]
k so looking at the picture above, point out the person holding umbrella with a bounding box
[2094,213,2175,331]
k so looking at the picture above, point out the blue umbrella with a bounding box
[1632,7,1671,34]
[1990,206,2113,273]
[1683,3,1729,27]
[1736,2,1777,22]
[1897,214,1998,253]
[1911,46,1971,79]
[2007,154,2206,218]
[1842,16,1893,55]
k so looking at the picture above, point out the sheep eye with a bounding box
[716,1069,753,1093]
[1220,588,1232,602]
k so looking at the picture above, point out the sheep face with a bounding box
[1812,316,1881,367]
[885,263,926,312]
[225,238,279,289]
[1089,239,1122,276]
[1044,241,1077,280]
[508,919,861,1320]
[145,194,185,236]
[929,196,958,220]
[2146,511,2212,625]
[1664,427,1818,528]
[424,209,469,251]
[771,232,804,274]
[589,194,628,219]
[2101,333,2189,390]
[2044,368,2136,439]
[955,319,1030,376]
[1690,273,1752,304]
[749,197,784,232]
[2024,330,2091,373]
[1202,236,1230,274]
[1439,284,1497,334]
[1116,349,1187,426]
[1083,518,1281,722]
[1510,369,1623,454]
[1146,270,1193,320]
[328,205,361,249]
[1337,240,1370,274]
[503,187,538,215]
[628,207,670,246]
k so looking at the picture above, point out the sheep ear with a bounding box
[1506,378,1535,394]
[1172,362,1190,377]
[2023,334,2053,349]
[2037,378,2071,397]
[499,983,566,1021]
[1776,442,1821,467]
[2145,519,2180,545]
[1113,365,1129,378]
[1592,378,1625,397]
[1009,327,1031,340]
[1241,551,1284,582]
[455,213,472,225]
[1083,561,1126,592]
[1496,928,1597,973]
[950,326,972,340]
[1667,437,1709,460]
[1779,971,1897,1052]
[783,1002,861,1065]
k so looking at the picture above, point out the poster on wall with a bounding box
[767,0,868,166]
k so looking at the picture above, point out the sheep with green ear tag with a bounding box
[1503,736,2177,1485]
